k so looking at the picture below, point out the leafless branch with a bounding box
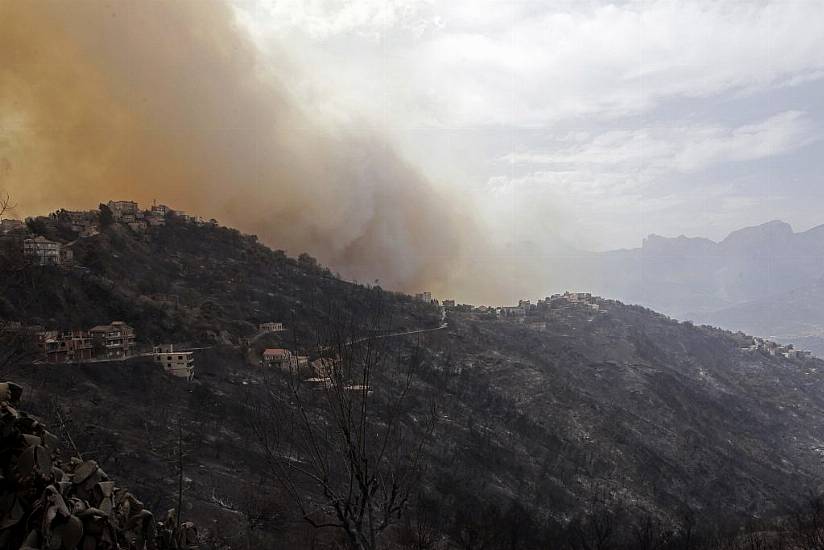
[250,291,439,550]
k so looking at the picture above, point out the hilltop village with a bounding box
[428,290,815,362]
[0,200,217,268]
[0,201,291,380]
[1,200,439,391]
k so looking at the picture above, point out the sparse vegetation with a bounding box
[4,212,824,548]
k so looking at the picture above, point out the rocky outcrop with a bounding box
[0,382,197,549]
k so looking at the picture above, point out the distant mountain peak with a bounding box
[721,220,794,247]
[641,232,715,251]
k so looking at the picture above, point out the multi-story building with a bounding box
[107,200,139,222]
[23,236,62,266]
[153,345,195,380]
[150,202,172,216]
[38,330,94,363]
[89,321,136,359]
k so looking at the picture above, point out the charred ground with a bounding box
[3,217,824,548]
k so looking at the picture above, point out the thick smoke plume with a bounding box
[0,0,485,296]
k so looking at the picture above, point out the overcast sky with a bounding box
[233,0,824,252]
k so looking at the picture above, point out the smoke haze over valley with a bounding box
[4,1,824,305]
[0,1,479,299]
[3,3,824,547]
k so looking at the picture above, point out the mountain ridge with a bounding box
[575,219,824,351]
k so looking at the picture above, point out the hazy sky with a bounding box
[234,0,824,252]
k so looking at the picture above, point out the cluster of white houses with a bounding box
[0,196,297,382]
[743,337,812,360]
[103,200,215,229]
[436,291,603,319]
[0,200,218,267]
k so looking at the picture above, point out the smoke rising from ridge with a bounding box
[0,0,494,297]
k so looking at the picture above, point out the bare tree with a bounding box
[252,293,437,550]
[0,190,13,218]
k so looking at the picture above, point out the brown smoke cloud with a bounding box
[0,0,504,298]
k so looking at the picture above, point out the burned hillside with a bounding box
[0,211,438,347]
[4,209,824,548]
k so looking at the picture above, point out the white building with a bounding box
[564,291,592,303]
[151,202,172,216]
[259,322,285,333]
[153,345,195,380]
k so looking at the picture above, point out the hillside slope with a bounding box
[705,277,824,356]
[540,220,824,356]
[0,217,438,345]
[4,218,824,547]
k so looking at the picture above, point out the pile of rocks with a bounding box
[0,382,198,549]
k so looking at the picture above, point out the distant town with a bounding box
[1,200,224,380]
[0,199,218,267]
[419,290,603,324]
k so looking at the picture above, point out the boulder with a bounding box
[0,381,198,549]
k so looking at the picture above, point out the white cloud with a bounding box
[486,110,817,249]
[504,110,816,177]
[237,0,824,127]
[232,0,824,253]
